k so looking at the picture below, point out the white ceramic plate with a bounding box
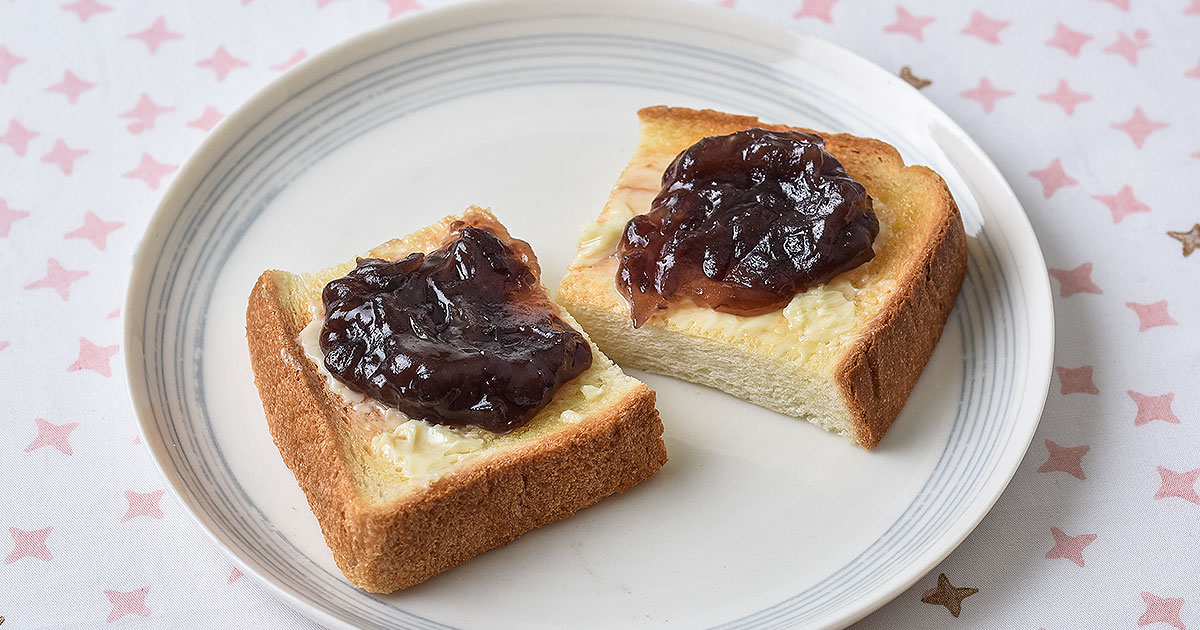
[124,2,1054,628]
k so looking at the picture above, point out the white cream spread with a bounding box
[570,200,894,362]
[573,201,635,266]
[580,384,603,400]
[782,280,858,347]
[370,422,488,485]
[661,280,859,360]
[298,304,493,486]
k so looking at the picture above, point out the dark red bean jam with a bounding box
[319,222,592,433]
[617,128,879,327]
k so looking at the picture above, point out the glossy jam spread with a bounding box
[616,128,879,327]
[319,222,592,433]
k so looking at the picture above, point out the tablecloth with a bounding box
[2,0,1197,627]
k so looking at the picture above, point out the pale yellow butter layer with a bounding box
[568,188,893,365]
[298,304,493,486]
[297,302,634,490]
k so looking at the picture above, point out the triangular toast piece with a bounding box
[247,207,666,592]
[556,107,967,449]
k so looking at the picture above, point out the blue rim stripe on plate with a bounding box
[134,19,1032,630]
[147,45,1012,628]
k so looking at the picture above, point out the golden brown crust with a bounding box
[247,271,367,578]
[636,105,900,160]
[833,169,967,448]
[246,227,667,592]
[356,384,663,591]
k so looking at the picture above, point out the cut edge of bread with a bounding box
[246,207,667,592]
[556,106,968,449]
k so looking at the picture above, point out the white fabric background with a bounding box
[1,0,1197,628]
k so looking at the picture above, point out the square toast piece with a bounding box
[556,107,967,449]
[246,207,667,592]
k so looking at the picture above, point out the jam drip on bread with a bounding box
[319,220,592,433]
[617,128,879,327]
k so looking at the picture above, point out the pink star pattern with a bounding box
[62,0,112,22]
[1129,391,1181,426]
[794,0,837,23]
[961,11,1008,44]
[1048,263,1102,298]
[1154,467,1200,505]
[6,526,53,564]
[105,588,151,623]
[382,0,423,19]
[196,46,249,81]
[1045,527,1096,567]
[271,49,307,71]
[961,78,1014,113]
[187,106,224,132]
[0,45,25,83]
[24,418,79,455]
[1125,300,1177,332]
[122,490,166,521]
[1056,365,1099,395]
[1046,23,1092,56]
[1184,58,1200,79]
[1029,159,1079,198]
[883,6,934,41]
[122,153,178,190]
[40,139,88,175]
[46,70,96,104]
[0,198,31,237]
[0,1,1197,625]
[1037,440,1089,479]
[1093,186,1150,223]
[1104,30,1150,65]
[119,93,174,134]
[65,211,124,250]
[1139,592,1187,630]
[1111,107,1169,149]
[24,258,88,301]
[0,119,38,156]
[1037,80,1092,115]
[67,337,118,377]
[126,17,182,54]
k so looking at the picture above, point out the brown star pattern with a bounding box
[900,65,932,89]
[921,573,979,618]
[1167,224,1200,257]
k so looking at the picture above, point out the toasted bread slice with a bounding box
[556,107,967,449]
[246,207,667,592]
